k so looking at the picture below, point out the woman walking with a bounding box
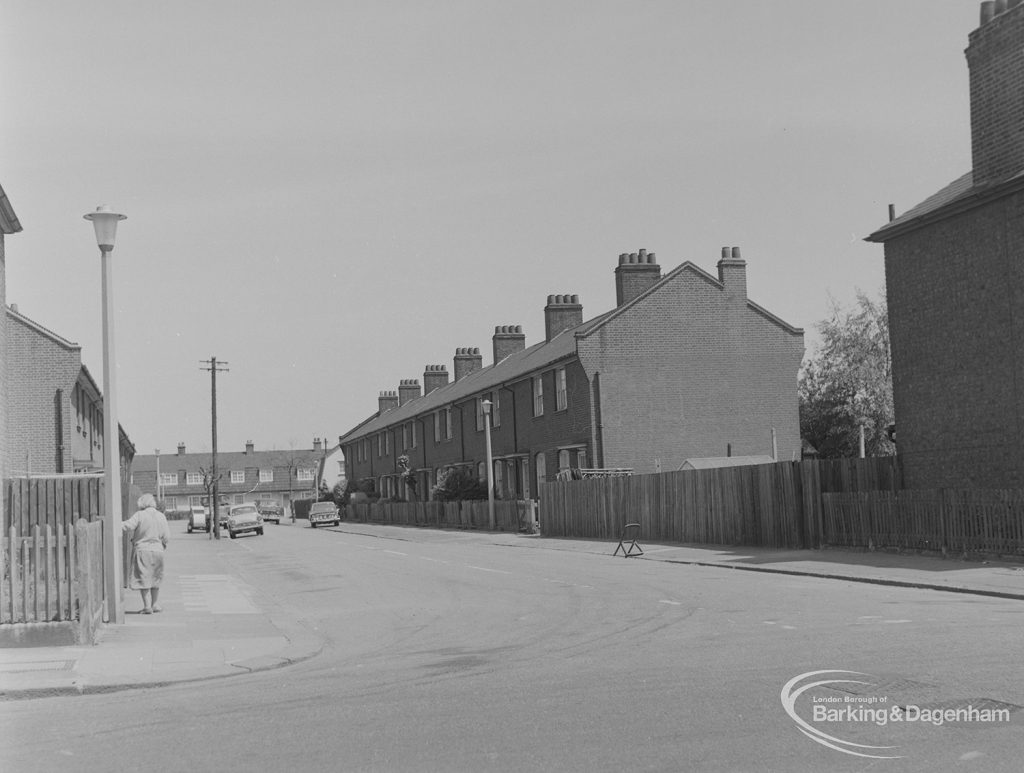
[122,493,171,614]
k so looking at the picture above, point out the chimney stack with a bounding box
[378,390,399,413]
[245,440,254,454]
[453,347,483,381]
[968,0,1024,185]
[615,249,662,306]
[544,294,583,342]
[177,442,186,456]
[313,437,322,452]
[492,325,526,364]
[717,246,747,302]
[423,364,449,394]
[398,378,422,406]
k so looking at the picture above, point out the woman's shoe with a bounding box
[141,608,153,615]
[152,605,162,613]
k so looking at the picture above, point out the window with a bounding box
[411,422,417,448]
[402,424,410,449]
[477,461,486,482]
[533,376,544,417]
[159,473,177,486]
[231,470,245,484]
[378,432,389,457]
[186,472,202,486]
[297,468,314,481]
[577,448,587,470]
[233,494,244,504]
[493,460,504,496]
[555,368,567,411]
[435,410,451,443]
[259,469,274,482]
[188,495,204,507]
[444,408,452,440]
[165,496,178,511]
[558,449,570,473]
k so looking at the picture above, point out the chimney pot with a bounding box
[721,246,730,259]
[453,347,484,381]
[731,246,741,259]
[614,248,662,306]
[177,442,186,456]
[492,323,527,364]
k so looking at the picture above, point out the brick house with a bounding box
[5,304,135,477]
[339,248,804,500]
[0,182,22,491]
[867,1,1024,489]
[130,439,325,514]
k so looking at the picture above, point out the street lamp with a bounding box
[155,448,161,504]
[83,205,127,625]
[481,399,495,530]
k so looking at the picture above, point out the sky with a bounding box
[2,1,979,456]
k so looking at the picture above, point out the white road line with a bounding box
[466,565,512,574]
[383,550,407,556]
[420,557,449,564]
[659,600,683,606]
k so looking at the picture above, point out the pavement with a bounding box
[3,521,1023,700]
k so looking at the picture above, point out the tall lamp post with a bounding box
[84,205,127,625]
[481,399,496,530]
[155,448,161,504]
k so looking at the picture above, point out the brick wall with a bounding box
[1,233,7,481]
[968,2,1024,185]
[884,190,1024,488]
[6,314,82,474]
[577,262,804,472]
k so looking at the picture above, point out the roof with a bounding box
[0,182,22,235]
[6,305,80,350]
[867,168,1024,242]
[132,448,323,473]
[340,257,802,444]
[679,455,776,471]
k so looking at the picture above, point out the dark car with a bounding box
[308,501,340,528]
[257,502,283,524]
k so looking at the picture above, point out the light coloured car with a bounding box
[226,503,264,539]
[308,501,340,528]
[186,506,208,534]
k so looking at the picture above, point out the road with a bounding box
[2,521,1022,772]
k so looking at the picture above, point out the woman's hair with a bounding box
[138,493,158,510]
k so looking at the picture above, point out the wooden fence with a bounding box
[822,489,1024,556]
[343,500,535,532]
[539,457,903,549]
[3,475,104,534]
[0,520,106,643]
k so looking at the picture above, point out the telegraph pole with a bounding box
[200,357,229,539]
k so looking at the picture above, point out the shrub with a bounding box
[431,467,488,502]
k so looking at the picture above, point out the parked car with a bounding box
[226,503,264,539]
[257,502,283,524]
[308,501,340,528]
[187,506,209,534]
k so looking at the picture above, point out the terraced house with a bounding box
[130,439,325,514]
[339,247,804,501]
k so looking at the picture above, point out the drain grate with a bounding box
[0,659,75,674]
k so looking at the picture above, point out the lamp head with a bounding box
[481,399,492,415]
[83,205,127,251]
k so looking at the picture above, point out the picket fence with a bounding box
[0,520,105,642]
[343,499,536,532]
[3,475,104,534]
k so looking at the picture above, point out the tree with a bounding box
[799,289,895,458]
[431,467,488,502]
[397,454,418,500]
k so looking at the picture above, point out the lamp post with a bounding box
[83,205,127,625]
[155,449,161,504]
[481,399,495,530]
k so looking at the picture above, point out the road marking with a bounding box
[178,575,259,614]
[659,600,683,606]
[881,619,912,624]
[466,565,512,574]
[383,550,407,556]
[420,557,449,564]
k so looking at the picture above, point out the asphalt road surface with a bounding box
[2,522,1022,772]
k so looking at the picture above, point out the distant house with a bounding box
[320,442,347,493]
[340,247,803,501]
[131,439,325,514]
[867,3,1024,488]
[5,303,134,478]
